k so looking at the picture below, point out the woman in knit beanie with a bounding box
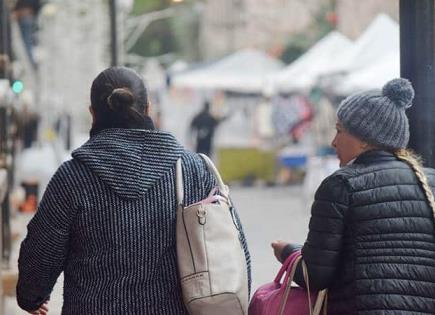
[271,78,435,314]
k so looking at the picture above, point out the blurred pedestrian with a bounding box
[271,78,435,314]
[190,101,226,155]
[16,67,250,314]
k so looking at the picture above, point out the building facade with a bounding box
[336,0,398,40]
[199,0,331,59]
[199,0,398,60]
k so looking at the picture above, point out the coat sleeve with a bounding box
[294,174,349,290]
[17,163,76,312]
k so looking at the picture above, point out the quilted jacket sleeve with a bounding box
[294,174,349,290]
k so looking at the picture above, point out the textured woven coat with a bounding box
[16,128,251,315]
[293,150,435,315]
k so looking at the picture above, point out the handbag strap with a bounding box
[313,290,328,315]
[277,254,328,315]
[302,261,313,315]
[278,256,310,315]
[274,250,301,284]
[176,159,184,206]
[302,261,328,315]
[176,154,229,207]
[199,154,230,200]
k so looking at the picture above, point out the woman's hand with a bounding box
[271,240,290,263]
[29,302,48,315]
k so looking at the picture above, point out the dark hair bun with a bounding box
[107,88,134,112]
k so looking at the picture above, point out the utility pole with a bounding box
[400,0,435,167]
[110,0,118,66]
[0,0,9,304]
[0,0,12,80]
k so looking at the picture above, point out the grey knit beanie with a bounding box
[337,78,414,149]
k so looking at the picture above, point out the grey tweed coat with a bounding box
[17,128,251,314]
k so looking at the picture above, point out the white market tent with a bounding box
[330,14,400,94]
[172,49,284,93]
[337,51,400,93]
[271,31,352,92]
[323,13,399,75]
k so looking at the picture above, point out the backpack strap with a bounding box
[176,158,184,207]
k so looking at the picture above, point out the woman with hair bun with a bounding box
[271,78,435,315]
[16,66,251,315]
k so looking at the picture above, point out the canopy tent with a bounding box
[271,31,352,92]
[322,14,399,75]
[167,60,189,73]
[172,49,284,93]
[337,51,400,94]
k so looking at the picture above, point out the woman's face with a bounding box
[331,121,369,167]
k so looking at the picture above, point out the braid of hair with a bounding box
[394,149,435,219]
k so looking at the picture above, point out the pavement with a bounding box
[5,184,311,314]
[231,185,311,290]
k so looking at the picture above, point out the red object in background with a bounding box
[18,181,38,213]
[326,11,338,27]
[19,194,37,213]
[289,97,314,143]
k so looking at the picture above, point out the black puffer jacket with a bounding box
[295,150,435,315]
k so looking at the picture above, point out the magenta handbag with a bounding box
[248,251,327,315]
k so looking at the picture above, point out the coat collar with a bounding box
[354,149,398,165]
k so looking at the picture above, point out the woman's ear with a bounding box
[89,106,96,125]
[144,103,151,116]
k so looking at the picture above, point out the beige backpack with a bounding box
[176,154,249,315]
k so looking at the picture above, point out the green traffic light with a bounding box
[12,80,24,94]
